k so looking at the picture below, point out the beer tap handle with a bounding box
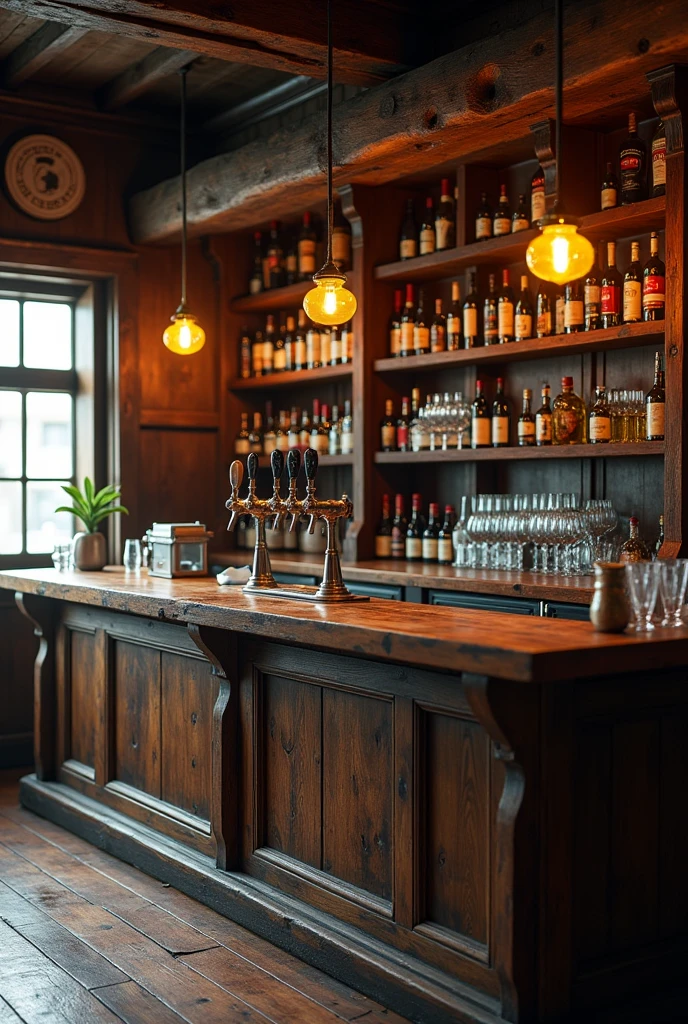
[270,449,284,483]
[287,448,300,482]
[304,447,318,486]
[226,460,244,529]
[246,451,258,482]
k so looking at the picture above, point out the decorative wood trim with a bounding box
[393,695,414,930]
[15,593,55,781]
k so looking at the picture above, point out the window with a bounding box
[0,292,78,558]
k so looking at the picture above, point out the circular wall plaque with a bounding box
[4,134,86,220]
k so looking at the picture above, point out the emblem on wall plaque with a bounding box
[4,134,86,220]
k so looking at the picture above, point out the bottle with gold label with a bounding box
[517,388,536,446]
[651,121,666,198]
[419,197,435,255]
[620,516,653,562]
[535,385,553,446]
[399,199,417,260]
[553,376,586,445]
[491,377,510,448]
[399,284,415,357]
[646,351,666,440]
[389,289,403,357]
[414,289,430,355]
[471,379,491,449]
[623,241,643,323]
[589,384,611,443]
[380,399,396,451]
[332,201,351,271]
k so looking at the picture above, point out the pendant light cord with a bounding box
[325,0,334,265]
[179,66,188,310]
[554,0,562,212]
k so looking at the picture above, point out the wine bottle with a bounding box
[435,178,456,250]
[389,288,403,357]
[341,320,353,364]
[619,517,653,562]
[471,379,491,448]
[294,310,307,370]
[413,288,430,355]
[380,399,396,451]
[399,283,415,357]
[419,197,435,255]
[329,325,341,366]
[642,231,665,321]
[645,351,665,441]
[651,121,666,198]
[619,112,647,204]
[438,505,455,565]
[276,410,290,452]
[515,275,533,340]
[263,402,276,454]
[463,273,479,348]
[283,315,295,372]
[475,192,492,241]
[517,389,536,446]
[397,396,410,451]
[298,211,317,279]
[375,495,393,558]
[262,315,275,375]
[267,221,285,288]
[497,268,514,343]
[589,384,612,443]
[320,325,331,368]
[235,412,250,454]
[249,412,263,453]
[555,288,565,335]
[483,273,498,345]
[340,399,354,454]
[306,318,321,369]
[273,315,287,372]
[299,407,311,447]
[531,165,546,224]
[584,243,603,331]
[285,234,298,285]
[405,494,424,561]
[601,162,619,210]
[536,283,552,337]
[239,325,251,378]
[391,494,407,559]
[535,384,553,446]
[430,299,446,353]
[249,231,264,294]
[491,377,510,447]
[564,279,584,333]
[511,193,530,233]
[399,198,418,260]
[312,403,330,454]
[493,184,511,236]
[446,280,462,350]
[601,241,622,329]
[288,408,300,449]
[623,241,643,323]
[553,376,586,445]
[422,503,440,563]
[332,202,352,271]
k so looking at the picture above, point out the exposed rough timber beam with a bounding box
[127,0,688,244]
[0,0,411,85]
[97,45,198,111]
[0,21,88,87]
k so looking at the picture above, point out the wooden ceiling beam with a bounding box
[128,0,688,244]
[96,45,198,111]
[0,21,88,87]
[0,0,411,85]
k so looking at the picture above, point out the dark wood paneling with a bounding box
[161,652,214,822]
[69,630,100,772]
[322,688,392,900]
[262,674,321,870]
[574,723,612,961]
[114,641,160,799]
[138,429,219,543]
[659,713,688,939]
[0,594,36,768]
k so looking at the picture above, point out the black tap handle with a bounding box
[271,449,284,481]
[304,447,318,482]
[287,448,301,480]
[247,451,258,480]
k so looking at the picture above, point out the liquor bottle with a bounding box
[512,193,530,233]
[491,377,510,447]
[235,412,250,455]
[564,279,584,333]
[389,288,403,356]
[419,197,435,255]
[375,495,393,558]
[332,202,352,271]
[651,121,666,198]
[405,494,424,561]
[414,289,430,355]
[285,234,298,285]
[619,112,647,204]
[422,503,440,563]
[536,283,552,337]
[399,198,418,260]
[329,325,341,365]
[341,320,353,363]
[391,494,407,559]
[553,376,586,444]
[446,280,462,350]
[320,325,332,367]
[283,315,295,372]
[642,232,665,321]
[463,273,479,348]
[409,389,427,451]
[249,412,263,453]
[655,514,665,558]
[249,231,264,294]
[312,403,329,454]
[251,329,264,377]
[287,408,300,449]
[399,283,415,357]
[380,399,396,451]
[601,162,619,210]
[294,310,307,370]
[623,241,643,323]
[493,184,511,236]
[276,409,290,452]
[298,211,317,280]
[306,318,321,369]
[299,407,311,447]
[328,405,340,455]
[436,178,456,250]
[619,516,653,562]
[273,315,287,372]
[515,275,533,340]
[267,221,285,288]
[430,299,446,353]
[471,379,491,448]
[483,273,498,345]
[340,399,354,454]
[263,402,277,454]
[517,388,536,446]
[531,165,546,224]
[263,315,276,375]
[645,351,665,441]
[437,505,455,565]
[601,241,622,329]
[239,325,252,378]
[554,288,565,335]
[475,192,492,241]
[535,384,553,446]
[584,243,603,331]
[588,384,611,443]
[497,268,514,343]
[397,396,410,451]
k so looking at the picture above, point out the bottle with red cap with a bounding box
[437,506,455,564]
[391,494,407,559]
[435,178,456,250]
[420,197,435,255]
[422,503,440,562]
[397,396,410,451]
[553,376,586,445]
[405,494,424,561]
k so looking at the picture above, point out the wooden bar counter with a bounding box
[2,567,687,1024]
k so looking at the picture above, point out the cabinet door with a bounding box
[345,582,403,601]
[544,600,590,621]
[428,590,540,616]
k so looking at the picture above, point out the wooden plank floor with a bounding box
[0,771,410,1024]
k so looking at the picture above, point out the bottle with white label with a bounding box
[564,280,584,333]
[600,162,619,210]
[235,412,250,455]
[463,273,479,348]
[555,290,566,335]
[493,185,511,236]
[471,379,491,449]
[531,165,546,224]
[511,194,530,233]
[340,400,354,454]
[645,351,665,441]
[405,494,424,561]
[623,241,642,323]
[498,269,514,343]
[375,495,393,558]
[422,503,440,563]
[475,192,492,241]
[515,275,533,340]
[399,198,417,260]
[438,505,455,565]
[419,197,435,255]
[491,377,510,448]
[446,280,462,350]
[535,385,553,446]
[588,385,611,444]
[517,389,536,446]
[306,320,321,369]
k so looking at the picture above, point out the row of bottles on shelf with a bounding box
[398,177,457,259]
[376,493,457,563]
[247,207,352,294]
[240,311,354,378]
[379,356,665,451]
[234,399,354,457]
[387,233,665,357]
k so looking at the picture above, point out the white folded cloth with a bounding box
[216,566,251,586]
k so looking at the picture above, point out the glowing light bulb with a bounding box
[526,218,595,285]
[163,312,206,355]
[303,274,357,327]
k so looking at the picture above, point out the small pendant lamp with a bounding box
[163,66,206,355]
[302,0,357,327]
[526,0,594,285]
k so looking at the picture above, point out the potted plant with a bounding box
[55,478,129,571]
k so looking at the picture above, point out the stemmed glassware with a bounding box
[625,562,661,632]
[658,560,688,627]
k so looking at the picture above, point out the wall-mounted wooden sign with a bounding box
[4,134,86,220]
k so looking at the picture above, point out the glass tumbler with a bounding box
[123,538,142,571]
[625,562,661,632]
[658,559,688,627]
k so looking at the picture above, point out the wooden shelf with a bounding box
[230,364,352,390]
[374,197,666,284]
[230,281,311,313]
[375,442,665,464]
[374,321,665,373]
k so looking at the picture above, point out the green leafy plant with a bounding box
[55,478,129,534]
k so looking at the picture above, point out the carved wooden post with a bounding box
[15,593,56,781]
[648,65,688,557]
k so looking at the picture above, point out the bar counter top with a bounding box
[2,566,685,683]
